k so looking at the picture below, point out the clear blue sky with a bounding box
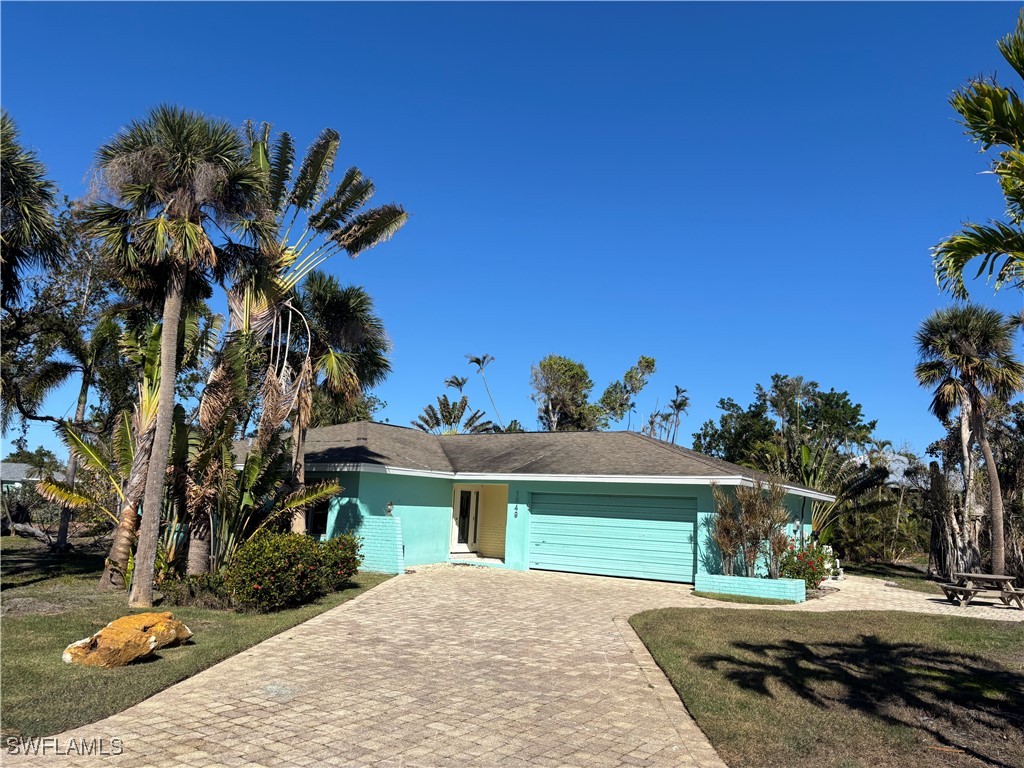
[3,2,1022,461]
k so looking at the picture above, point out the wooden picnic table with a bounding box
[942,573,1023,609]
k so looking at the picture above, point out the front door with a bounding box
[451,486,480,553]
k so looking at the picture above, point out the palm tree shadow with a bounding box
[696,634,1023,768]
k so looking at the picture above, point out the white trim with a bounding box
[302,462,836,502]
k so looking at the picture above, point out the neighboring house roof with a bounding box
[0,462,60,484]
[279,421,833,501]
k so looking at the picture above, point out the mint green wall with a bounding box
[317,470,819,579]
[329,472,452,567]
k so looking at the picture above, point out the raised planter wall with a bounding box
[695,573,806,603]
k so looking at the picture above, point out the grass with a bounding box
[691,590,796,605]
[631,608,1024,768]
[0,536,390,738]
[844,561,943,594]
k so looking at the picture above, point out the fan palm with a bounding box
[915,305,1024,573]
[933,14,1024,298]
[412,394,494,435]
[84,105,270,607]
[287,271,392,488]
[0,110,62,308]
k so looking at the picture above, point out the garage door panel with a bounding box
[529,493,696,583]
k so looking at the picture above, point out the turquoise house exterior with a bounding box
[298,422,830,583]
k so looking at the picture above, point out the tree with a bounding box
[599,356,656,429]
[85,106,271,607]
[530,355,604,431]
[412,390,494,435]
[467,354,504,430]
[915,305,1024,574]
[0,111,62,309]
[692,396,776,465]
[933,13,1024,299]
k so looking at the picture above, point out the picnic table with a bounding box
[940,572,1023,609]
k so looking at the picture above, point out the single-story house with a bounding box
[0,462,54,494]
[293,421,831,584]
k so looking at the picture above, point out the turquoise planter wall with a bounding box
[695,573,806,603]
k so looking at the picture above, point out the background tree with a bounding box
[412,377,494,435]
[933,13,1024,299]
[530,354,604,431]
[467,354,504,430]
[599,356,656,429]
[915,305,1024,574]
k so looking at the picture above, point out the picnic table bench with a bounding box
[940,573,1023,609]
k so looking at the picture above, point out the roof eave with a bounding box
[300,461,836,502]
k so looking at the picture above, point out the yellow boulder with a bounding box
[63,612,193,667]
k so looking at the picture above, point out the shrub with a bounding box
[225,531,324,613]
[781,541,834,590]
[318,534,362,592]
[161,574,233,610]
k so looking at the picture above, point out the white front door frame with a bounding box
[451,484,482,553]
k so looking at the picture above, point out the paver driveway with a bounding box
[12,567,1021,767]
[12,567,722,768]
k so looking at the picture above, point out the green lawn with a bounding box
[843,561,943,594]
[0,536,390,738]
[631,608,1023,768]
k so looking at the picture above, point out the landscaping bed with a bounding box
[631,607,1023,768]
[0,536,390,738]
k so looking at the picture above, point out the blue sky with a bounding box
[3,2,1022,460]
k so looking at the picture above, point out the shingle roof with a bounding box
[0,462,52,483]
[290,421,825,497]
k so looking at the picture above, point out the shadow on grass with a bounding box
[1,545,106,591]
[846,562,928,580]
[697,634,1023,768]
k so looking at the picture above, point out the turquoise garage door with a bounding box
[528,493,697,583]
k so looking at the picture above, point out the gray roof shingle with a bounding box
[288,421,823,496]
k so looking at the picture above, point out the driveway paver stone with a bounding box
[8,566,1021,767]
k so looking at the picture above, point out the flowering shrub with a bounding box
[318,534,362,592]
[225,531,326,613]
[780,540,834,590]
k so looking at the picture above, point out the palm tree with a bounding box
[667,386,690,444]
[288,271,392,490]
[412,394,494,435]
[85,105,271,607]
[933,14,1024,299]
[467,354,504,430]
[915,305,1024,574]
[0,110,62,309]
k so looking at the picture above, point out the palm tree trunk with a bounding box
[480,374,504,431]
[973,413,1006,574]
[129,279,183,607]
[55,373,91,551]
[290,420,307,533]
[99,427,154,590]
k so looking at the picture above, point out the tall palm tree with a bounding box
[467,354,504,430]
[667,385,690,444]
[933,13,1024,299]
[0,110,62,309]
[915,305,1024,574]
[85,105,271,607]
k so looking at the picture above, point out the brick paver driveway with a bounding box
[14,567,721,768]
[13,567,1021,768]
